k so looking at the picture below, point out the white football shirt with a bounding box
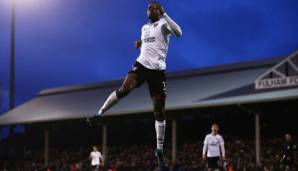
[90,151,102,166]
[203,133,225,158]
[137,14,180,70]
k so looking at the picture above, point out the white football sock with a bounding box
[155,120,166,150]
[97,91,118,115]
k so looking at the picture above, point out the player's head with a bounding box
[147,1,163,21]
[285,133,292,143]
[211,123,219,134]
[92,145,98,151]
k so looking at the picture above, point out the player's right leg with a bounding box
[97,73,139,116]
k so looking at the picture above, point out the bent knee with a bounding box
[116,87,131,99]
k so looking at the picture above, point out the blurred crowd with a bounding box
[0,138,297,171]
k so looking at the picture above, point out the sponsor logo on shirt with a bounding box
[143,37,156,42]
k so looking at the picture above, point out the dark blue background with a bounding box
[1,0,298,112]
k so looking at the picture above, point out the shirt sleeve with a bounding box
[141,25,144,34]
[162,13,182,37]
[220,136,225,157]
[140,25,144,39]
[202,135,208,156]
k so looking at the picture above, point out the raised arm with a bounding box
[156,4,182,37]
[162,13,182,37]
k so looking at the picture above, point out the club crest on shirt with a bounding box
[153,23,158,27]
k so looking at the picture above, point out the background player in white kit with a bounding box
[94,1,182,168]
[202,123,226,171]
[89,146,103,171]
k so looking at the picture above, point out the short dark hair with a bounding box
[211,123,219,127]
[149,1,161,5]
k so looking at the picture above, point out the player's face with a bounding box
[285,134,292,142]
[211,125,219,134]
[93,147,97,151]
[147,3,160,20]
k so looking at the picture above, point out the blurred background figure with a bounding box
[202,123,226,171]
[89,145,103,171]
[281,133,296,171]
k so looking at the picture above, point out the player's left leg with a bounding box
[152,94,166,149]
[148,70,167,167]
[152,94,166,167]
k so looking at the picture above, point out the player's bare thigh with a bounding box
[117,73,139,98]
